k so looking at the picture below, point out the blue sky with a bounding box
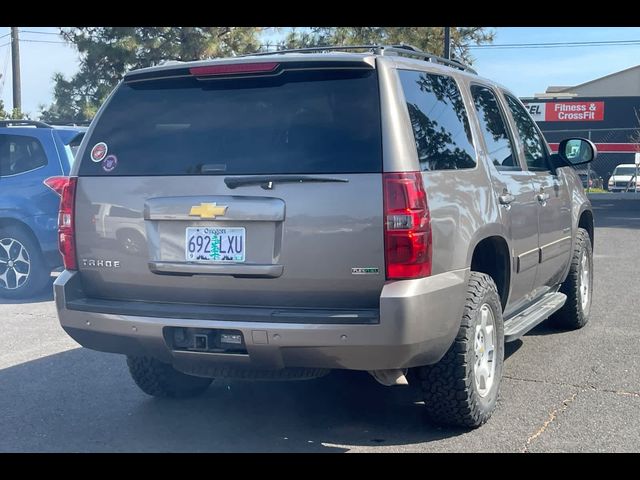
[1,27,640,118]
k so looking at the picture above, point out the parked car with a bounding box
[607,164,640,192]
[0,120,85,298]
[574,168,603,190]
[53,45,595,428]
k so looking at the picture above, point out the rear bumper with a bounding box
[54,269,468,372]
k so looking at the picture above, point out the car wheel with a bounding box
[127,356,213,398]
[549,228,592,330]
[0,226,51,299]
[413,272,505,428]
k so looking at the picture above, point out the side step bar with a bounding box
[503,292,567,342]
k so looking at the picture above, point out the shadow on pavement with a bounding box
[504,339,523,361]
[524,321,567,337]
[0,348,469,452]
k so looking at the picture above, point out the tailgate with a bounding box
[73,59,386,309]
[75,175,384,308]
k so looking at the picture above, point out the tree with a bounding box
[0,100,27,120]
[282,27,494,64]
[40,27,266,123]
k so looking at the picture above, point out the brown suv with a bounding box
[53,45,596,428]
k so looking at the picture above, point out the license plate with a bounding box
[185,227,245,263]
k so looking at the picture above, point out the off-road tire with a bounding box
[414,272,505,428]
[127,356,213,398]
[0,225,51,299]
[550,228,593,330]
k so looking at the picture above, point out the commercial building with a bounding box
[522,65,640,186]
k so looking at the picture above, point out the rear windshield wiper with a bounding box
[224,175,349,190]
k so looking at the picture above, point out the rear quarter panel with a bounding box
[378,58,508,275]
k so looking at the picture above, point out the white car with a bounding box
[608,164,640,192]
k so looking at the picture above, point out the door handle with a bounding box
[499,193,515,206]
[536,192,550,203]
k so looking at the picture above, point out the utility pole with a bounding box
[443,27,451,59]
[11,27,21,116]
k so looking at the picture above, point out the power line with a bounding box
[20,39,67,45]
[19,29,61,36]
[0,33,10,40]
[470,39,640,49]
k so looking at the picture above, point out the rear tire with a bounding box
[413,272,505,428]
[127,356,213,398]
[0,225,51,299]
[550,228,592,330]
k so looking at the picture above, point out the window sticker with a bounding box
[90,142,108,162]
[102,154,118,172]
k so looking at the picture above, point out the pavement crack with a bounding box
[521,391,579,453]
[605,389,640,398]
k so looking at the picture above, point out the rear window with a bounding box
[0,134,48,177]
[79,68,382,176]
[398,70,476,171]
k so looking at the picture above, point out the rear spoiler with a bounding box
[124,58,375,83]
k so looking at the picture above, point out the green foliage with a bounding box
[40,27,494,124]
[40,27,265,123]
[0,101,27,120]
[282,27,494,64]
[11,108,27,120]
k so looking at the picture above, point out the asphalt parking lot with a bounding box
[1,197,639,452]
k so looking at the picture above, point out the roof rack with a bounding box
[0,120,51,128]
[246,44,477,75]
[47,121,92,127]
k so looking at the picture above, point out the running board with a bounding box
[503,292,567,342]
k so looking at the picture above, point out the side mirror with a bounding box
[556,138,597,166]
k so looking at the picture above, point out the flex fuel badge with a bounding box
[90,142,108,162]
[352,267,379,275]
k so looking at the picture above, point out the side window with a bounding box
[470,85,519,170]
[504,94,550,172]
[398,70,476,171]
[0,134,48,177]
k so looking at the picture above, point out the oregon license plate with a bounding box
[185,227,245,262]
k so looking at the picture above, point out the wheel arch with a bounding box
[578,208,594,248]
[468,234,511,310]
[0,217,40,246]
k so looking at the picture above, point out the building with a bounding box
[521,65,640,186]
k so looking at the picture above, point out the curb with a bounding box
[588,192,640,200]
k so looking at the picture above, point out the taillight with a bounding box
[383,172,432,280]
[43,176,69,197]
[189,62,279,77]
[58,177,78,270]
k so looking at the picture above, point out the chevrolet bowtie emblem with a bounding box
[189,203,228,219]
